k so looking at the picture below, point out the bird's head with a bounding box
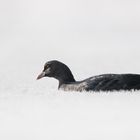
[37,60,75,83]
[37,60,57,80]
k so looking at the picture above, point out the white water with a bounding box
[0,0,140,139]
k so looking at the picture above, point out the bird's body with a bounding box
[37,60,140,92]
[59,74,140,91]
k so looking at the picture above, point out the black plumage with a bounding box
[37,60,140,92]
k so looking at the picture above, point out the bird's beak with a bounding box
[37,72,45,80]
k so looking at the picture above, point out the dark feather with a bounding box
[37,60,140,92]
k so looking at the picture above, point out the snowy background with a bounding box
[0,0,140,139]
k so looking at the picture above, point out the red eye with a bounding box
[44,64,51,70]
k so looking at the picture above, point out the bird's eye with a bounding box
[46,65,49,68]
[44,64,51,70]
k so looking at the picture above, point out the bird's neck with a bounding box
[53,63,76,88]
[56,72,76,88]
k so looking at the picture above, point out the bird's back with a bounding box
[60,74,140,92]
[84,74,140,91]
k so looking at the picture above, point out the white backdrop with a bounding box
[0,0,140,139]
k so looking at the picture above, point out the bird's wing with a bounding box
[84,74,125,91]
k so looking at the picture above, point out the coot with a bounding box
[37,60,140,92]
